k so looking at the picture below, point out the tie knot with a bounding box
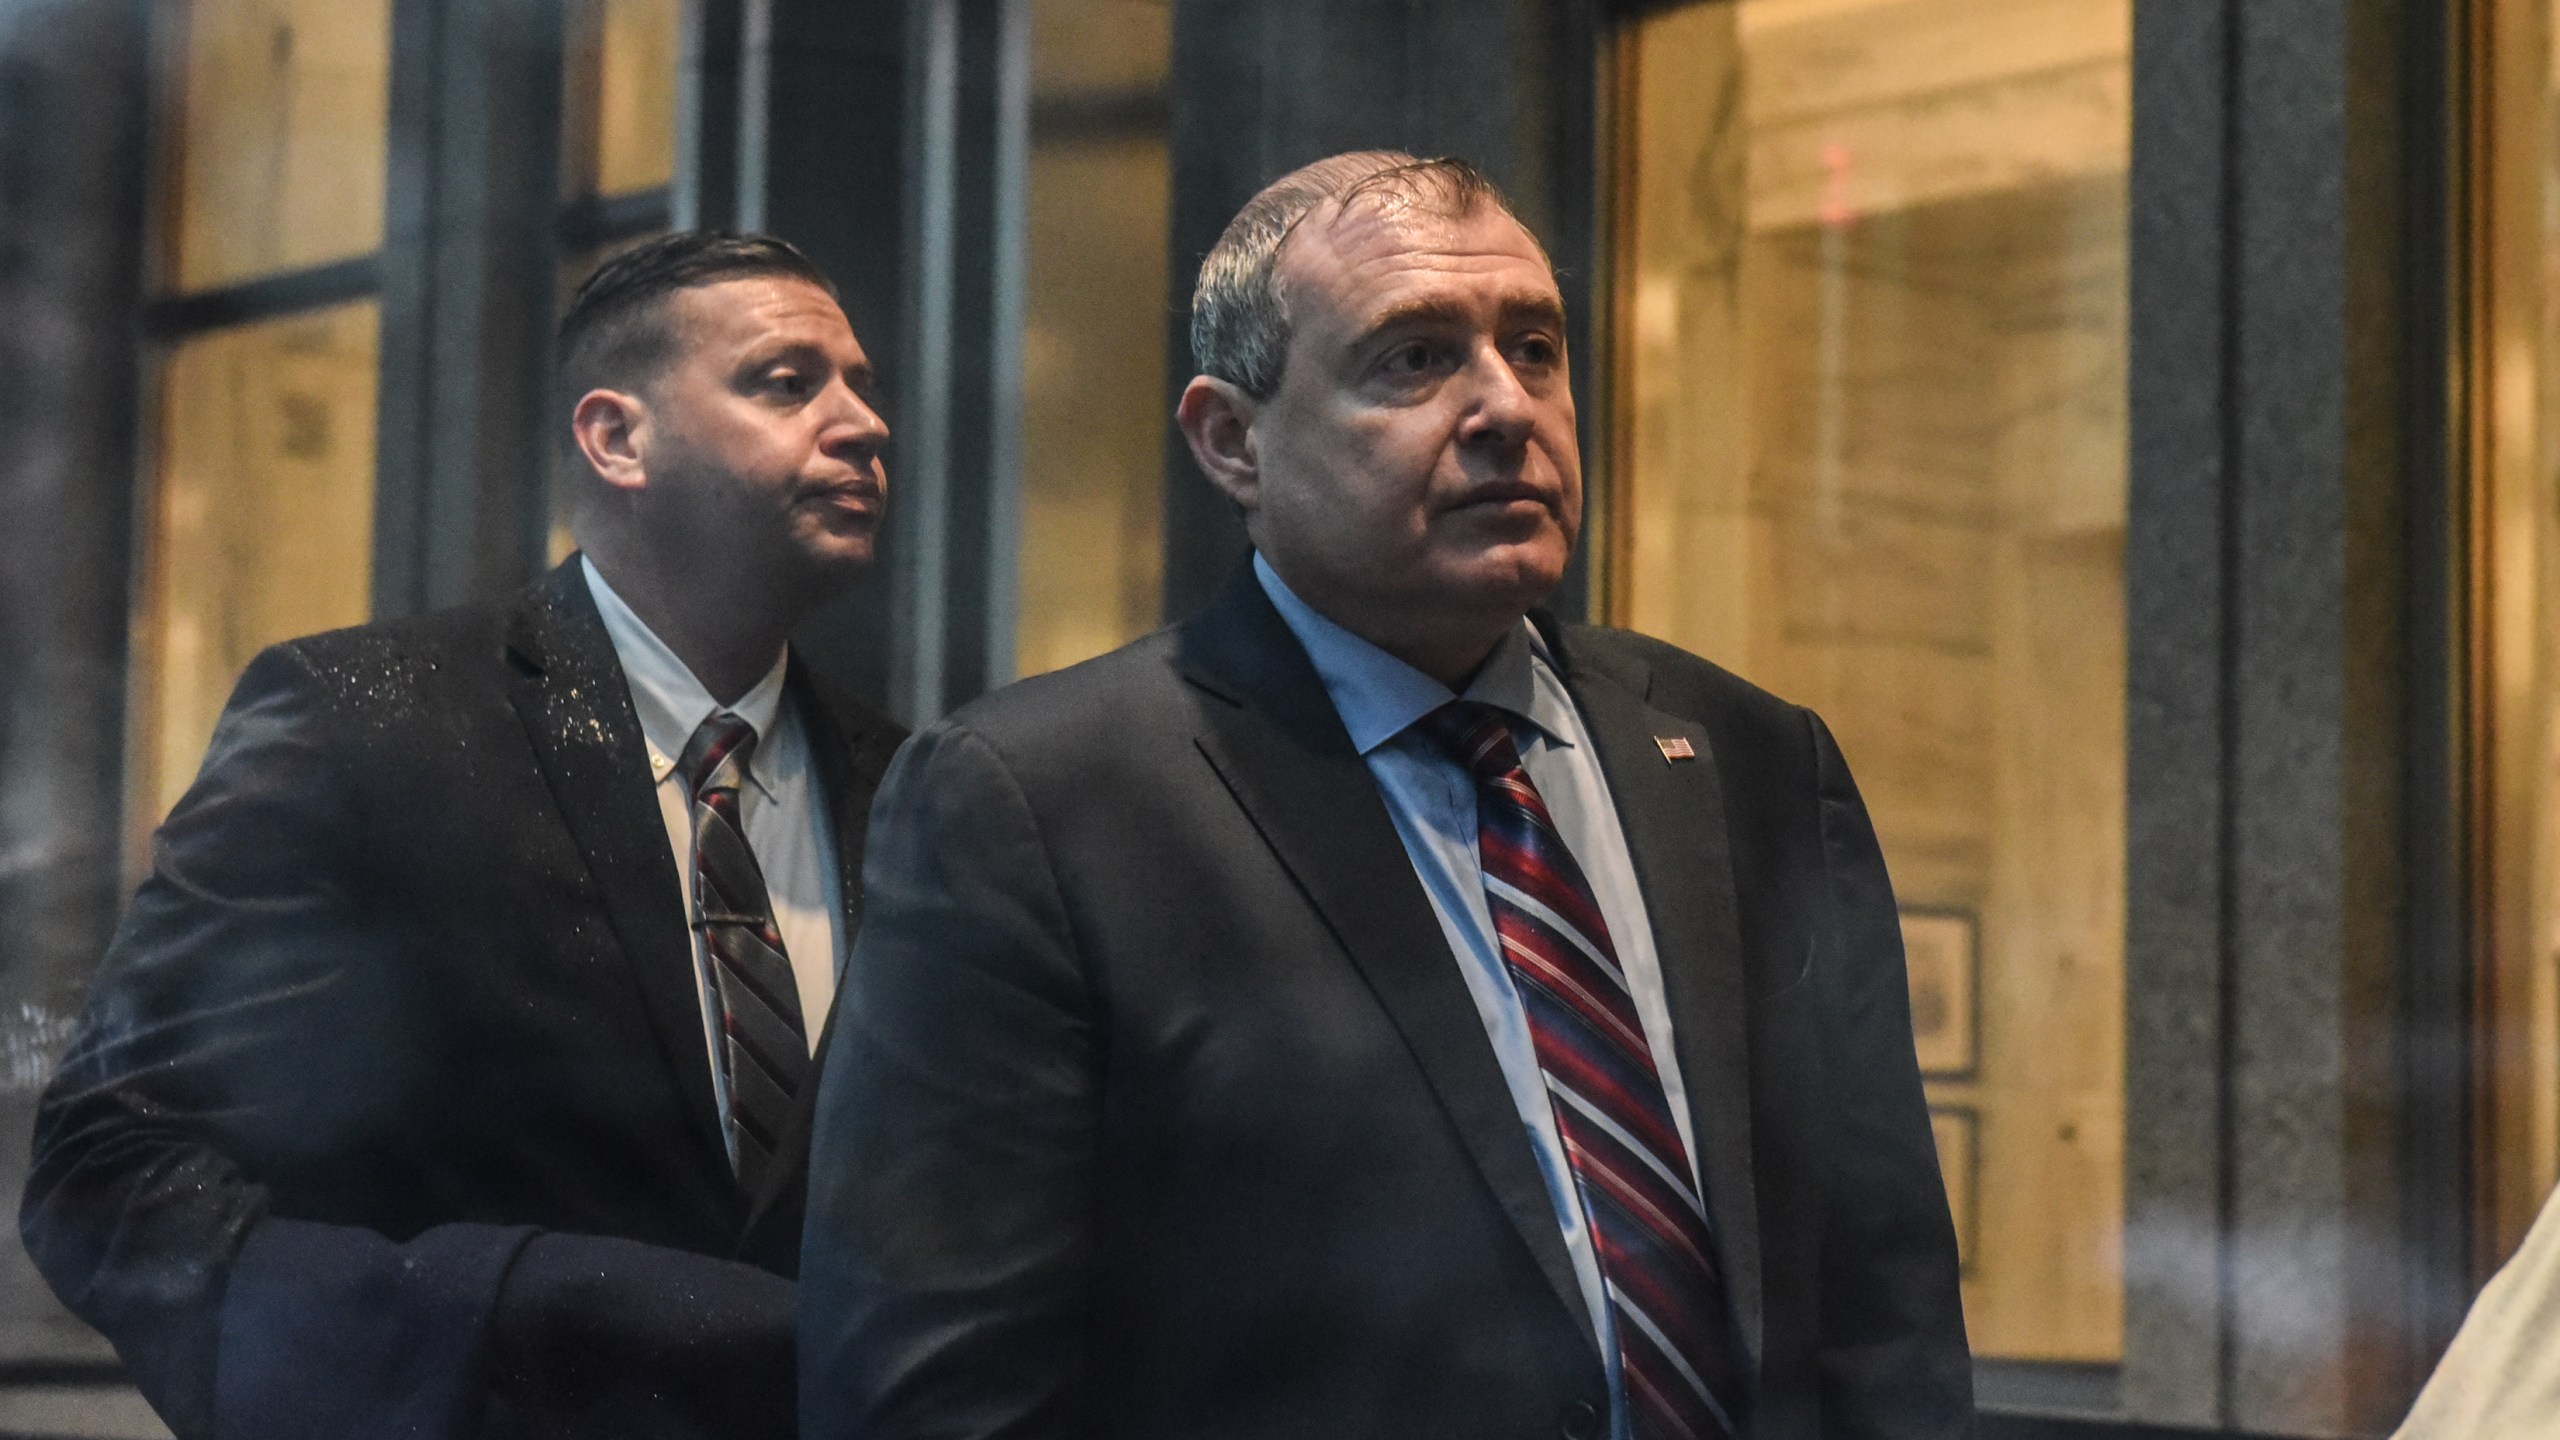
[1419,700,1523,779]
[677,711,758,797]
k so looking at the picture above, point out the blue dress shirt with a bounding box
[1255,555,1702,1438]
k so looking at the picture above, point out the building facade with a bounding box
[0,1,2549,1437]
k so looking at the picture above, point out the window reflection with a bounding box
[1611,0,2130,1361]
[1013,0,1170,677]
[170,0,391,290]
[564,0,679,199]
[139,303,380,835]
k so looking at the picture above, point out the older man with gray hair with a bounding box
[799,150,1972,1440]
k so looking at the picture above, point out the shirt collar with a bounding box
[582,556,789,795]
[1252,551,1574,757]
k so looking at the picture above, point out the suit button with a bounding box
[1559,1400,1601,1440]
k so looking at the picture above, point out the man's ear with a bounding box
[1176,376,1261,513]
[569,388,650,496]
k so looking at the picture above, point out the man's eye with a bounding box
[1382,342,1438,376]
[1513,335,1561,367]
[765,370,812,396]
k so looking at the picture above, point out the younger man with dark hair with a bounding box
[23,231,902,1440]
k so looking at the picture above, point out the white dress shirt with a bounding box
[1257,554,1698,1438]
[583,559,843,1095]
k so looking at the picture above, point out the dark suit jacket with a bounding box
[22,559,905,1440]
[799,567,1973,1439]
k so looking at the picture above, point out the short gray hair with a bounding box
[1188,151,1527,399]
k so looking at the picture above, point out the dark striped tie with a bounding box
[677,712,809,1196]
[1424,701,1750,1440]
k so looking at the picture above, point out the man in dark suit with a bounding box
[800,152,1971,1440]
[23,232,905,1439]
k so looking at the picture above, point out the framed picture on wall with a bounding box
[1899,907,1979,1079]
[1929,1105,1980,1274]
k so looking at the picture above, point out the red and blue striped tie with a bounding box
[1424,701,1750,1440]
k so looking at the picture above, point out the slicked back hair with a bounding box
[1188,152,1533,400]
[557,230,839,407]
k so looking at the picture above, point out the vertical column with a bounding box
[2394,0,2472,1387]
[374,0,567,615]
[690,0,1038,724]
[2107,0,2462,1431]
[875,0,1027,722]
[2122,0,2457,1431]
[676,0,745,230]
[0,0,148,1366]
[2223,0,2421,1431]
[2121,0,2236,1426]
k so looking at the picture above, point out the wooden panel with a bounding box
[595,0,678,195]
[1738,0,2129,233]
[1739,0,2126,126]
[2477,0,2560,1269]
[171,0,392,289]
[1013,0,1171,679]
[1016,135,1172,676]
[138,302,378,835]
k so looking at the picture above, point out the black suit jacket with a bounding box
[799,568,1972,1439]
[22,559,905,1440]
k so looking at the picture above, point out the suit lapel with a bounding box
[1549,623,1765,1368]
[1177,572,1599,1358]
[794,673,881,943]
[503,561,733,1185]
[740,675,892,1242]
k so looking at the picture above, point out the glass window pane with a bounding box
[564,0,679,199]
[170,0,392,290]
[1012,0,1171,677]
[137,303,379,835]
[1611,0,2130,1361]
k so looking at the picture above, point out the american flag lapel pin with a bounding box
[1655,735,1696,762]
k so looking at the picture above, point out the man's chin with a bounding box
[772,536,878,605]
[1441,546,1570,614]
[792,514,880,565]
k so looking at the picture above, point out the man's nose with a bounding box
[1459,346,1538,446]
[820,384,891,464]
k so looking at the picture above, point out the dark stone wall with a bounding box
[374,0,567,617]
[2125,0,2441,1433]
[2122,0,2237,1416]
[0,0,148,1365]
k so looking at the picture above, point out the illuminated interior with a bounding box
[1611,0,2132,1361]
[1013,0,1173,678]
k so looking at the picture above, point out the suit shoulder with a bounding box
[934,627,1188,758]
[242,603,510,735]
[1562,622,1828,772]
[1568,625,1804,722]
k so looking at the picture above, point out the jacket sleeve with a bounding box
[19,643,796,1440]
[1804,710,1977,1439]
[798,720,1100,1440]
